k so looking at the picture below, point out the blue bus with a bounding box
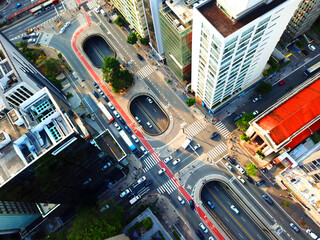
[119,130,137,153]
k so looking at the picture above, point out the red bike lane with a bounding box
[72,3,224,239]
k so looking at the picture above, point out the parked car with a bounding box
[278,80,286,86]
[114,122,121,131]
[92,91,99,98]
[22,35,30,40]
[227,156,236,164]
[127,191,136,199]
[236,165,246,174]
[308,44,316,51]
[177,196,185,204]
[29,32,39,38]
[306,229,318,239]
[194,144,201,150]
[59,26,66,34]
[145,180,153,187]
[65,21,71,27]
[120,189,131,198]
[262,194,273,205]
[124,126,132,133]
[118,117,125,124]
[164,156,172,163]
[137,176,146,185]
[107,102,115,110]
[101,162,111,171]
[226,162,233,171]
[140,146,147,154]
[301,49,309,56]
[95,6,101,13]
[189,200,195,210]
[244,175,254,183]
[266,163,274,170]
[147,97,153,103]
[199,223,208,233]
[262,167,268,173]
[137,53,144,60]
[106,15,112,23]
[93,82,99,88]
[113,110,120,119]
[158,168,166,175]
[210,132,219,139]
[131,134,139,143]
[28,38,36,43]
[237,176,246,184]
[230,205,239,214]
[172,158,181,166]
[135,116,141,123]
[146,122,152,128]
[253,110,259,115]
[255,180,265,186]
[234,113,243,122]
[195,230,204,240]
[207,201,214,209]
[289,223,299,232]
[15,3,22,8]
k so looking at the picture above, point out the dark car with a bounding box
[103,95,109,102]
[137,53,144,61]
[244,175,254,183]
[15,3,22,8]
[124,126,132,134]
[22,35,30,40]
[234,113,243,122]
[262,194,273,205]
[195,230,205,240]
[262,167,268,173]
[301,49,309,56]
[255,180,265,186]
[127,191,136,199]
[93,82,99,88]
[118,117,125,124]
[145,180,153,187]
[106,15,112,23]
[189,199,195,210]
[210,132,219,139]
[92,91,99,98]
[227,156,236,164]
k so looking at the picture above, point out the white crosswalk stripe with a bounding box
[136,65,154,79]
[157,179,178,194]
[184,121,206,138]
[87,0,98,10]
[207,142,227,160]
[214,121,230,139]
[142,155,158,172]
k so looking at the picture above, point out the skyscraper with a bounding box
[280,0,320,47]
[191,0,300,109]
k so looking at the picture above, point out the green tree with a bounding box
[102,57,121,82]
[282,201,290,207]
[255,82,272,95]
[140,37,149,45]
[235,113,255,131]
[44,58,61,76]
[245,163,257,176]
[142,217,153,230]
[186,98,196,107]
[57,53,62,59]
[127,33,138,44]
[114,16,125,26]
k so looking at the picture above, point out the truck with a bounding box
[119,130,137,153]
[129,195,140,205]
[181,138,192,150]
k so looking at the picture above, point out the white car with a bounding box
[28,38,36,43]
[95,6,101,13]
[253,110,259,115]
[237,176,245,184]
[107,102,115,110]
[29,32,39,38]
[230,205,239,214]
[140,146,147,154]
[114,122,121,131]
[120,189,131,198]
[135,116,141,123]
[147,97,153,103]
[65,21,70,27]
[199,223,208,233]
[252,97,259,103]
[137,176,146,185]
[236,165,246,174]
[158,168,166,175]
[208,237,214,240]
[164,156,172,163]
[146,122,152,128]
[306,229,318,239]
[172,158,181,166]
[101,162,111,171]
[131,134,139,143]
[194,144,201,150]
[113,110,120,118]
[59,26,66,34]
[308,44,316,52]
[177,196,185,204]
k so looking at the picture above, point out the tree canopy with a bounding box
[127,33,138,45]
[114,16,125,26]
[255,81,272,95]
[186,98,196,107]
[43,58,62,76]
[102,57,133,92]
[245,163,257,176]
[235,113,255,131]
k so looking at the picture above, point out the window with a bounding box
[225,36,238,47]
[241,26,254,37]
[258,16,270,27]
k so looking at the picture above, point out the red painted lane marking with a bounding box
[71,5,224,240]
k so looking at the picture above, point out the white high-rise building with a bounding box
[191,0,300,109]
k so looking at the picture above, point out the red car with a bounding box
[278,80,286,86]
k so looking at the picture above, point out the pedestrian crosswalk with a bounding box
[87,0,97,10]
[142,154,158,172]
[214,121,230,139]
[136,65,154,79]
[184,121,206,138]
[157,179,178,194]
[207,142,227,160]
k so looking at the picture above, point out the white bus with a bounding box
[97,102,114,122]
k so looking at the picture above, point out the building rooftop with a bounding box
[165,0,194,25]
[198,0,286,37]
[0,88,73,186]
[257,78,320,146]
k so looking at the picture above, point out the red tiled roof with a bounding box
[257,79,320,145]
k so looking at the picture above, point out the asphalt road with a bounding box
[202,182,270,240]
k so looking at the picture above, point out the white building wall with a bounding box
[192,0,300,109]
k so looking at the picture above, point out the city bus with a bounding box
[304,61,320,76]
[119,130,137,153]
[75,117,91,139]
[97,102,114,122]
[30,0,59,15]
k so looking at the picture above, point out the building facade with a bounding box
[191,0,300,109]
[280,0,320,46]
[160,1,193,81]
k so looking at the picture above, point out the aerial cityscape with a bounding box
[0,0,320,239]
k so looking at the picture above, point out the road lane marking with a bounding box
[224,217,229,222]
[206,187,254,240]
